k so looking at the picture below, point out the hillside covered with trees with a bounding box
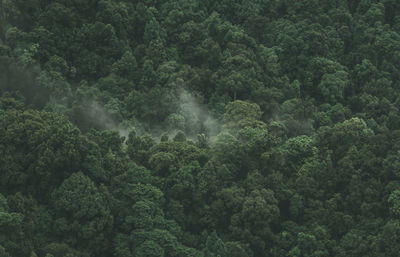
[1,0,400,256]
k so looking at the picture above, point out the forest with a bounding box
[1,0,400,256]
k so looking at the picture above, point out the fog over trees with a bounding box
[1,0,400,256]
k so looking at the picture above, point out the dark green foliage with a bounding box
[0,110,93,197]
[1,0,400,257]
[51,172,113,256]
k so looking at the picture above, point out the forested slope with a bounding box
[1,0,400,256]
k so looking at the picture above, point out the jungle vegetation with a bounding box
[1,0,400,256]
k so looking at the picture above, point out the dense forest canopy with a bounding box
[1,0,400,256]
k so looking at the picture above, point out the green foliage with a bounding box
[388,190,400,218]
[203,232,227,257]
[1,1,400,257]
[51,172,113,255]
[223,100,264,133]
[0,109,97,197]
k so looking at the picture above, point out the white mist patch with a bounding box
[80,90,221,145]
[178,90,221,139]
[86,101,117,129]
[84,100,136,139]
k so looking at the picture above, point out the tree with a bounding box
[72,22,123,79]
[376,220,400,257]
[230,189,279,256]
[267,135,315,176]
[203,232,227,257]
[0,193,25,257]
[213,52,262,100]
[223,100,264,133]
[316,117,373,161]
[41,243,89,257]
[388,190,400,218]
[287,228,332,257]
[308,57,350,104]
[135,240,165,257]
[0,109,99,198]
[126,131,156,166]
[111,50,138,81]
[336,229,375,257]
[51,172,113,256]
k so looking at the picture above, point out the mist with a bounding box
[177,89,222,140]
